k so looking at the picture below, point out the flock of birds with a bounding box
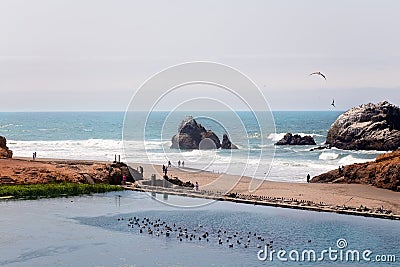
[116,216,306,250]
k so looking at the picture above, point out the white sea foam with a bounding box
[338,155,374,165]
[0,124,23,128]
[247,132,262,139]
[267,133,286,142]
[319,152,339,160]
[7,138,379,184]
[9,139,124,161]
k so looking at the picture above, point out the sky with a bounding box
[1,0,399,111]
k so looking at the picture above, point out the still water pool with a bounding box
[0,191,398,266]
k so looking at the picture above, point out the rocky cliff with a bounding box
[171,117,237,150]
[326,101,400,150]
[275,133,316,146]
[0,136,13,159]
[0,159,133,185]
[311,150,400,191]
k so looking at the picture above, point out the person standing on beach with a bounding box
[178,160,181,167]
[162,165,165,173]
[182,161,184,168]
[168,160,171,167]
[307,174,310,183]
[195,181,199,191]
[164,167,168,176]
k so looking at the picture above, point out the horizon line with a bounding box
[0,109,345,113]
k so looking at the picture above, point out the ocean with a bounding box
[1,112,398,266]
[0,111,382,182]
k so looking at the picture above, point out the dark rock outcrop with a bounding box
[221,134,238,149]
[164,175,194,188]
[0,136,13,158]
[311,149,400,191]
[310,144,331,151]
[106,162,134,185]
[326,101,400,151]
[170,116,221,149]
[275,133,316,146]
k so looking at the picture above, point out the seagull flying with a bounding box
[310,71,327,80]
[331,99,335,108]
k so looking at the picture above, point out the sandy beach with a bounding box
[2,157,397,217]
[132,162,400,216]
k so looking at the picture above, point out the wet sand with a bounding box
[132,162,400,217]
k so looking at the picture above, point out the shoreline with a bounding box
[1,157,399,219]
[124,184,400,220]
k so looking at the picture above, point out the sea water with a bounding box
[0,112,398,266]
[0,111,383,182]
[0,191,398,267]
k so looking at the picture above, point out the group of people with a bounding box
[162,160,186,176]
[338,165,345,175]
[162,164,168,176]
[177,160,184,168]
[161,160,199,191]
[306,165,345,183]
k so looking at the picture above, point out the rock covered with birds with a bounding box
[326,101,400,151]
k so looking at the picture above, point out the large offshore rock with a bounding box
[275,133,316,145]
[171,116,221,149]
[326,101,400,150]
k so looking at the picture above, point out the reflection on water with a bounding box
[0,191,398,267]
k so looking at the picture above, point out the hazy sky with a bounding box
[1,0,399,111]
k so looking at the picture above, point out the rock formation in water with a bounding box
[310,144,332,151]
[0,136,13,159]
[311,149,400,191]
[275,133,316,146]
[221,134,238,149]
[326,101,400,151]
[171,116,237,150]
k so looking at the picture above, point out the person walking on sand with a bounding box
[195,181,199,191]
[307,174,310,183]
